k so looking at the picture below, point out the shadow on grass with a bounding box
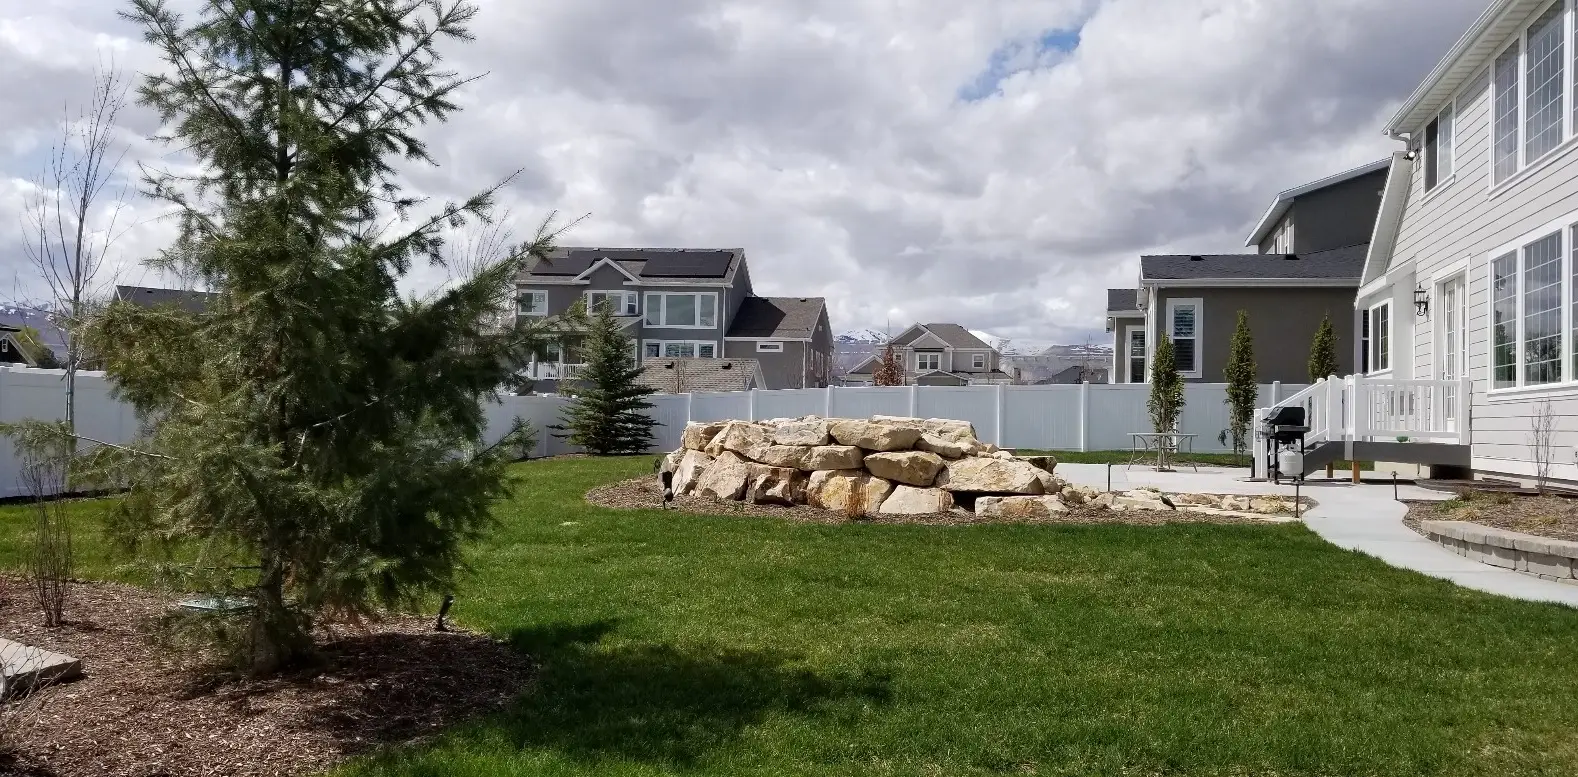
[484,620,893,766]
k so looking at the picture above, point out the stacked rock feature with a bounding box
[664,416,1063,517]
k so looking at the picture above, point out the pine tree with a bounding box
[554,306,657,454]
[872,344,904,386]
[1223,310,1258,460]
[1147,332,1186,470]
[41,0,559,674]
[1308,313,1339,382]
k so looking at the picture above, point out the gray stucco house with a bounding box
[515,247,832,392]
[841,323,1015,386]
[1108,160,1387,385]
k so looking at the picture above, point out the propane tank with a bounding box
[1278,447,1305,481]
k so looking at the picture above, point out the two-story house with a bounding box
[1107,161,1387,384]
[1349,0,1578,485]
[839,324,1015,386]
[515,247,833,392]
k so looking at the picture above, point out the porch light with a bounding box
[1413,285,1429,317]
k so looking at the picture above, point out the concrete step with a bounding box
[1,637,82,697]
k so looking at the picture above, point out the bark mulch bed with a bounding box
[1405,491,1578,542]
[0,577,533,777]
[587,476,1269,527]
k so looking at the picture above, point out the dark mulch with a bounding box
[1406,491,1578,542]
[0,577,533,777]
[586,476,1268,527]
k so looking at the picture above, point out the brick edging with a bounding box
[1419,520,1578,585]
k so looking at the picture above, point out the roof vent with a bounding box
[1283,253,1300,260]
[1189,255,1204,261]
[721,362,733,370]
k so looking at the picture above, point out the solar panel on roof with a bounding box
[531,254,595,276]
[640,251,733,278]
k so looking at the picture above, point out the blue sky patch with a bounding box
[958,26,1083,102]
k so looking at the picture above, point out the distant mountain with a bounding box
[0,306,66,352]
[835,328,890,345]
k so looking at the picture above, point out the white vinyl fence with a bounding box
[0,368,1302,497]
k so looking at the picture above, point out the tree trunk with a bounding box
[245,550,311,676]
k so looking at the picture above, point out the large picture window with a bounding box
[586,290,638,316]
[1488,220,1578,392]
[518,290,548,316]
[643,340,717,359]
[1490,2,1576,186]
[917,352,941,371]
[1166,299,1201,378]
[643,292,718,329]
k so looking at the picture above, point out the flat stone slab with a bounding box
[1,637,82,697]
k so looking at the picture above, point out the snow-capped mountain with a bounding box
[835,328,890,345]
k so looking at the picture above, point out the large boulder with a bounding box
[1032,469,1065,495]
[696,451,754,501]
[923,418,978,439]
[863,451,945,487]
[672,450,713,495]
[681,421,730,452]
[915,433,970,459]
[806,469,895,516]
[829,419,924,452]
[1113,489,1170,511]
[805,445,864,471]
[976,496,1069,520]
[706,421,773,461]
[773,419,831,447]
[757,445,812,470]
[936,457,1047,495]
[747,466,808,506]
[878,485,954,515]
[1016,455,1057,474]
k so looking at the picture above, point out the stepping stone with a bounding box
[0,637,82,698]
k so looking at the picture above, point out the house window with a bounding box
[643,292,718,329]
[1490,3,1575,186]
[1166,299,1201,377]
[1126,327,1146,384]
[586,291,638,316]
[1424,106,1453,191]
[972,353,986,369]
[518,290,548,316]
[1369,302,1391,373]
[644,340,717,359]
[1525,232,1564,385]
[1492,252,1519,388]
[757,341,784,353]
[1269,216,1294,254]
[1360,309,1370,374]
[917,352,941,371]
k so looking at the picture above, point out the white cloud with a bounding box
[0,0,1486,342]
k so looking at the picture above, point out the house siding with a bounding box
[1290,170,1390,254]
[1110,313,1144,383]
[725,340,808,389]
[1154,287,1356,384]
[1377,50,1578,482]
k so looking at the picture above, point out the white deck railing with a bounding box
[1252,374,1471,475]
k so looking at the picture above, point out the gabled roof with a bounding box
[1362,152,1415,286]
[521,247,745,285]
[1385,0,1533,136]
[637,358,762,393]
[921,323,992,349]
[114,286,215,313]
[1107,288,1141,314]
[726,297,826,339]
[1245,159,1391,248]
[1140,245,1367,284]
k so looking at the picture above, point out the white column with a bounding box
[1271,381,1281,405]
[908,384,919,417]
[1457,376,1473,444]
[824,385,835,418]
[994,383,1007,446]
[685,391,695,426]
[1326,374,1342,442]
[1078,381,1090,452]
[748,388,758,422]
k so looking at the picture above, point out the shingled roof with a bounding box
[1140,244,1367,283]
[917,323,992,349]
[521,247,745,284]
[726,297,826,339]
[637,358,762,393]
[1108,289,1141,314]
[114,286,216,313]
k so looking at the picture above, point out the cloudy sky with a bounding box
[1,0,1488,345]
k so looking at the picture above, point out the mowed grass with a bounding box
[7,457,1578,775]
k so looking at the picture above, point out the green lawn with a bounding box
[8,457,1578,776]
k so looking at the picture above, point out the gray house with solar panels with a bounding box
[515,247,833,393]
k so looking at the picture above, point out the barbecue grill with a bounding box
[1262,406,1309,483]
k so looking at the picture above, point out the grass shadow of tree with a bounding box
[480,619,894,767]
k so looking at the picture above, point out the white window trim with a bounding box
[756,341,784,353]
[1487,0,1578,194]
[1124,325,1146,384]
[971,353,986,369]
[518,290,548,316]
[916,352,942,372]
[1484,210,1577,395]
[584,290,639,316]
[1422,100,1457,198]
[643,339,720,359]
[1165,298,1203,379]
[642,291,720,330]
[1368,301,1393,375]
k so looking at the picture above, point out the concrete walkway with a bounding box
[1056,463,1578,608]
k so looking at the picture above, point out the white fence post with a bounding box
[748,388,758,421]
[824,385,835,418]
[1078,381,1090,452]
[685,392,694,427]
[908,384,919,417]
[1271,381,1281,405]
[994,383,1006,447]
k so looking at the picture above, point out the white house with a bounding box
[1328,0,1578,485]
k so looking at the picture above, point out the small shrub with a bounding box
[22,457,72,628]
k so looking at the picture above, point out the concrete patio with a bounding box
[1056,463,1578,608]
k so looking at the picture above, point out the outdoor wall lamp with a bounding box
[1414,284,1430,317]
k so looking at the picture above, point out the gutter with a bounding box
[1384,0,1517,136]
